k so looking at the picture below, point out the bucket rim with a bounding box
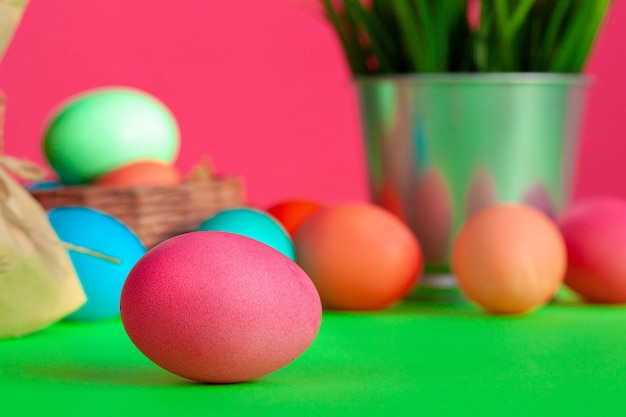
[353,73,591,86]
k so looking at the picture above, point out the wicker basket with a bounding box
[31,177,246,248]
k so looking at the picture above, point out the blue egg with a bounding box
[195,207,296,261]
[48,206,147,321]
[28,180,60,191]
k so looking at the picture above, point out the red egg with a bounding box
[452,204,566,315]
[120,232,322,383]
[267,200,323,236]
[294,202,423,311]
[95,160,181,187]
[557,198,626,304]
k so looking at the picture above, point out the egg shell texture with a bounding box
[120,231,322,383]
[557,198,626,303]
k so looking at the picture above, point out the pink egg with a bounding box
[557,198,626,304]
[120,231,322,383]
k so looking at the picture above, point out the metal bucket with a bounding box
[355,74,589,278]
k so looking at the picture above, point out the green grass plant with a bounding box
[320,0,612,74]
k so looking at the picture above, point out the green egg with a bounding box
[43,87,180,185]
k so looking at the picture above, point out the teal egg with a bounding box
[48,206,147,321]
[195,208,296,261]
[43,87,180,185]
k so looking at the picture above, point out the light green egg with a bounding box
[43,87,180,185]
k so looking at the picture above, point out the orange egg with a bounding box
[267,200,323,237]
[294,202,423,311]
[95,160,182,187]
[451,204,566,315]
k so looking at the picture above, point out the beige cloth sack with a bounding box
[0,156,86,338]
[0,0,29,60]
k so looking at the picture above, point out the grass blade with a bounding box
[343,0,396,72]
[568,0,611,72]
[317,0,612,75]
[410,0,438,70]
[490,0,515,70]
[549,0,611,72]
[320,0,367,74]
[506,0,537,38]
[540,0,570,69]
[389,0,426,71]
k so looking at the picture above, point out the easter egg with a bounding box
[557,198,626,304]
[267,200,322,236]
[120,232,322,383]
[95,160,182,187]
[452,204,566,315]
[27,180,60,191]
[43,87,179,185]
[294,202,423,311]
[48,206,147,321]
[196,207,295,261]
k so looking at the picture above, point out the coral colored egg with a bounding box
[95,160,182,187]
[267,200,323,236]
[120,232,322,383]
[294,202,423,311]
[452,204,566,315]
[557,198,626,304]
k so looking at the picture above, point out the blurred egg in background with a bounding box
[196,207,295,261]
[43,87,180,185]
[266,199,323,237]
[94,160,182,187]
[27,180,60,191]
[452,204,566,315]
[294,202,423,311]
[48,206,147,321]
[557,198,626,304]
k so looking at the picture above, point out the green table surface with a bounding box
[2,290,626,417]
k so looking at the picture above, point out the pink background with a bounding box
[0,1,624,208]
